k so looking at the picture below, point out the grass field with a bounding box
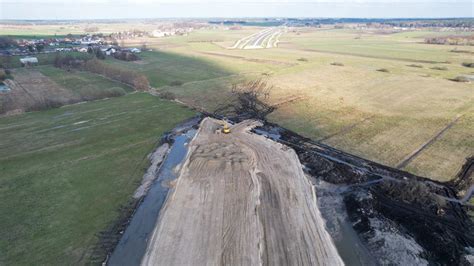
[37,65,134,95]
[0,52,93,68]
[0,66,133,115]
[110,26,473,181]
[0,93,194,265]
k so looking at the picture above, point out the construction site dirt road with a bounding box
[141,118,343,266]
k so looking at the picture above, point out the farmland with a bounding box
[37,65,134,95]
[0,65,132,115]
[0,93,194,265]
[0,22,473,265]
[109,26,473,181]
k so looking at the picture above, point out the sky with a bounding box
[0,0,472,20]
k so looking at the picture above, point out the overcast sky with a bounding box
[0,0,472,20]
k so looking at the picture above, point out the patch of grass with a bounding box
[297,57,309,62]
[0,93,195,265]
[404,112,474,180]
[103,50,231,88]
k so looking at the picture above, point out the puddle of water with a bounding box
[315,181,375,266]
[254,127,281,140]
[108,129,195,266]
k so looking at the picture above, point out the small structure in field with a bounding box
[130,48,141,53]
[20,57,38,67]
[77,47,88,53]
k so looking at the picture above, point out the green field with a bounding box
[37,65,134,96]
[0,93,194,265]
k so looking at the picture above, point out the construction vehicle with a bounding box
[222,120,231,134]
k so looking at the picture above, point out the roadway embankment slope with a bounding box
[141,117,343,266]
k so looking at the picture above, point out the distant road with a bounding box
[141,118,343,266]
[230,27,284,49]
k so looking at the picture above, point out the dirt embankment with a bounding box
[141,118,343,266]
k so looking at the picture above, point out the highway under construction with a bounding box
[140,118,343,266]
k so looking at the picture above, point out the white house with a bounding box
[78,47,88,53]
[20,57,38,66]
[105,47,117,55]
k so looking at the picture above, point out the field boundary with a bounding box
[396,114,463,169]
[198,51,297,66]
[281,45,446,64]
[319,115,375,142]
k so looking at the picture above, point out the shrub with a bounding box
[0,69,6,81]
[407,64,423,68]
[449,76,470,83]
[170,80,183,86]
[113,51,139,62]
[297,58,308,62]
[160,91,176,100]
[376,68,390,73]
[451,49,473,54]
[431,66,448,71]
[330,62,344,66]
[462,62,474,68]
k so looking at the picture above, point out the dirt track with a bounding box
[141,117,343,266]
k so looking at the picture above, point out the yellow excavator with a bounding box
[222,120,231,134]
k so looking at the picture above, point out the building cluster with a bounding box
[0,34,146,57]
[151,27,193,38]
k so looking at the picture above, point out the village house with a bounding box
[20,57,38,66]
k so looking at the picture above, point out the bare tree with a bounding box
[226,78,275,119]
[133,75,150,91]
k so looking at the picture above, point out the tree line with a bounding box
[83,59,149,91]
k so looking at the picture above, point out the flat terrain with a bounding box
[37,65,133,95]
[142,118,343,266]
[0,93,194,265]
[113,27,473,181]
[3,26,469,180]
[0,66,132,114]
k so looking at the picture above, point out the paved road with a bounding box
[141,118,343,266]
[230,27,283,49]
